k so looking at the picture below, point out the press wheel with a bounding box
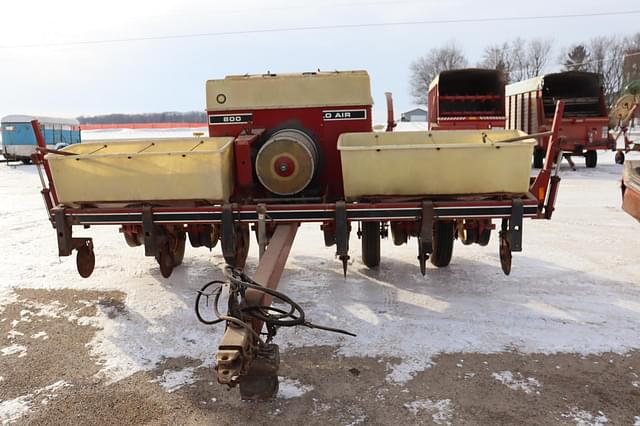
[458,224,476,246]
[391,222,408,246]
[430,221,454,268]
[224,224,250,269]
[361,221,381,268]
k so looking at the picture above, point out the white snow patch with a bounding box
[30,331,48,340]
[31,301,65,319]
[404,399,453,425]
[41,380,70,394]
[561,408,608,426]
[0,395,31,425]
[386,357,434,383]
[6,330,24,340]
[277,377,313,399]
[633,416,640,426]
[150,367,197,393]
[0,380,71,424]
[1,344,27,358]
[522,301,577,322]
[343,303,380,326]
[492,371,541,394]
[81,294,219,384]
[345,415,367,426]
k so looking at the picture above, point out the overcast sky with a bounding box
[0,0,638,123]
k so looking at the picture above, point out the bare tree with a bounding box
[527,38,553,78]
[587,36,627,105]
[409,42,468,104]
[627,32,640,52]
[509,38,553,81]
[509,37,528,82]
[479,43,514,82]
[623,32,640,86]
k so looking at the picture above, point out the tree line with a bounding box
[77,111,207,124]
[410,32,640,105]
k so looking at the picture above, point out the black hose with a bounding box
[194,280,225,325]
[195,268,356,341]
[226,267,356,337]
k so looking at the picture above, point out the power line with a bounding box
[1,9,639,49]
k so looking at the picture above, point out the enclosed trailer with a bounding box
[1,115,81,164]
[506,71,611,168]
[428,69,506,130]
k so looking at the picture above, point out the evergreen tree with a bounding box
[564,45,590,71]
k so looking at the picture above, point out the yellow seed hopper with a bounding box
[338,129,536,200]
[46,137,235,205]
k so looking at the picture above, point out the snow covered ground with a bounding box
[0,128,639,423]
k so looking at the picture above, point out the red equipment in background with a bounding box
[622,160,640,222]
[428,69,506,130]
[506,71,612,169]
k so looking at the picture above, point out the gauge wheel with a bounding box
[124,232,141,247]
[478,228,492,246]
[323,227,336,247]
[459,224,476,246]
[172,231,186,266]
